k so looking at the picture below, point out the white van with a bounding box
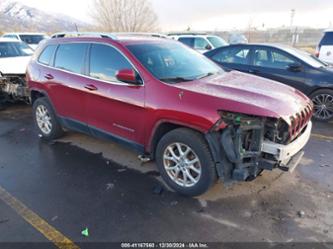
[317,30,333,64]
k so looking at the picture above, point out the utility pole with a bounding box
[290,9,297,46]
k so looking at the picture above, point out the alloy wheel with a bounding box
[36,105,52,135]
[163,143,202,187]
[312,93,333,121]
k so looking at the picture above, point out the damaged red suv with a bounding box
[27,33,313,196]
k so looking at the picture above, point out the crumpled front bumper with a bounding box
[262,121,312,164]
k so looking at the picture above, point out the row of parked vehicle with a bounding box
[0,31,331,196]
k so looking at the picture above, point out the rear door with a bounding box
[319,32,333,64]
[85,43,145,149]
[42,42,90,130]
[249,46,306,91]
[209,45,252,73]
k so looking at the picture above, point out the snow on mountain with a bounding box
[0,0,89,33]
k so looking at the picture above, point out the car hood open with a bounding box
[175,71,311,124]
[0,56,31,75]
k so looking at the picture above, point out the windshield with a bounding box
[126,42,222,83]
[207,36,228,48]
[283,46,327,68]
[19,35,46,45]
[0,42,34,58]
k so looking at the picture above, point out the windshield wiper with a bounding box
[160,77,194,83]
[195,72,216,80]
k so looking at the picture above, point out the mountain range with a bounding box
[0,0,89,33]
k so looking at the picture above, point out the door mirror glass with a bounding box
[205,44,212,50]
[116,69,140,84]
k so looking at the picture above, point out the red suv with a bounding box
[27,33,313,196]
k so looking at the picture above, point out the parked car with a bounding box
[1,32,49,50]
[27,33,312,196]
[316,29,333,64]
[205,44,333,121]
[168,33,228,53]
[0,38,33,103]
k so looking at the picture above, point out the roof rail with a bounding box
[50,32,168,39]
[167,32,207,36]
[50,32,118,39]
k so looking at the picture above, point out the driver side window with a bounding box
[194,38,210,50]
[89,44,134,82]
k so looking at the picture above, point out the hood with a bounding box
[175,71,311,124]
[0,56,31,75]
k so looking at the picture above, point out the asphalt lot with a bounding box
[0,104,332,247]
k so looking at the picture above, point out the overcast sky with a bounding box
[18,0,333,31]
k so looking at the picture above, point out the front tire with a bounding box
[310,89,333,122]
[33,97,64,140]
[155,128,217,196]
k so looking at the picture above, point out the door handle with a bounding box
[84,84,98,91]
[248,69,259,74]
[44,73,54,80]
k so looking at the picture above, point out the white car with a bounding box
[317,29,333,64]
[1,32,49,50]
[0,38,33,103]
[168,33,228,53]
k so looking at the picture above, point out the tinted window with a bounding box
[320,32,333,46]
[194,38,210,50]
[178,38,194,48]
[0,42,34,58]
[55,43,87,74]
[89,44,133,82]
[19,35,46,45]
[4,35,18,40]
[254,48,295,69]
[38,45,57,65]
[212,47,250,65]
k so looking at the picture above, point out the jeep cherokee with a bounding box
[27,33,313,196]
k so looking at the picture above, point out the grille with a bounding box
[289,104,313,142]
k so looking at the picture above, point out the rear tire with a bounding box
[310,89,333,122]
[33,97,64,140]
[155,128,217,196]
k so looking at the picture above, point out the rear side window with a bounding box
[89,44,133,82]
[54,43,88,74]
[178,37,194,48]
[212,47,250,65]
[38,45,57,65]
[320,32,333,46]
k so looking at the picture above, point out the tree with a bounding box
[91,0,159,32]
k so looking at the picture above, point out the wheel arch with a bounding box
[147,120,208,159]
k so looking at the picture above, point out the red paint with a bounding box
[27,37,312,153]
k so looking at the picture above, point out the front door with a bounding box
[249,47,306,91]
[85,43,145,151]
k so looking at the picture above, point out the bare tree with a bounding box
[91,0,159,32]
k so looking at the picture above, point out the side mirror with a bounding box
[288,62,302,72]
[116,69,141,84]
[205,44,212,50]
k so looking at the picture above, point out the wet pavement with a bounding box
[0,105,332,246]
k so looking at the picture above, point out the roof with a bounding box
[0,38,21,42]
[324,29,333,33]
[2,32,46,35]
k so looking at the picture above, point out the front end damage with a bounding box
[206,107,313,183]
[0,73,29,104]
